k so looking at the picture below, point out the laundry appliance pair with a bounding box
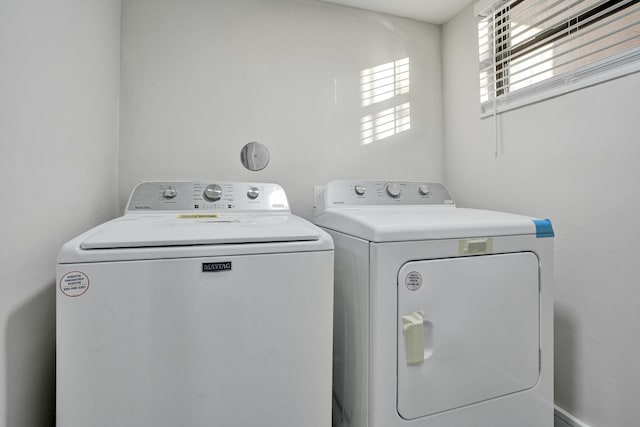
[56,180,554,427]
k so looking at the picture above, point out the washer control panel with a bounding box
[320,181,454,207]
[126,181,289,212]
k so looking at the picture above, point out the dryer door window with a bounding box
[396,252,540,420]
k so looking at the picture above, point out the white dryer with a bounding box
[57,181,334,427]
[313,180,554,427]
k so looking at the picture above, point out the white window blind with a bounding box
[478,0,640,116]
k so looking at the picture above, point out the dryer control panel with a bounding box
[315,180,455,209]
[126,181,289,213]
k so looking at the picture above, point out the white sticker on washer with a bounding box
[405,271,422,291]
[60,271,90,297]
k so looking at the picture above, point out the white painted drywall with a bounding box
[119,0,444,219]
[0,0,121,425]
[442,4,640,427]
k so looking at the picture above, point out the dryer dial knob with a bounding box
[203,184,223,202]
[386,182,401,198]
[354,185,366,196]
[163,187,177,199]
[418,185,430,196]
[247,187,260,199]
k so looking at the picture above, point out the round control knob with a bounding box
[418,185,430,196]
[247,186,260,200]
[385,182,401,198]
[203,184,223,202]
[354,185,366,196]
[163,187,177,199]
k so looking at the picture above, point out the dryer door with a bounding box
[396,252,540,420]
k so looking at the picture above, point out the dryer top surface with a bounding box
[314,206,541,242]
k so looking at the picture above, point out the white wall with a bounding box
[0,1,121,425]
[442,4,640,427]
[119,0,444,218]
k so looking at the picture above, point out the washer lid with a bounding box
[314,206,541,242]
[80,214,320,249]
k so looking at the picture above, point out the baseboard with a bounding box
[555,406,592,427]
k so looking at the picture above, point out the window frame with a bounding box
[477,0,640,117]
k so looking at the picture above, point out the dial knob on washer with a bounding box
[385,182,401,198]
[418,185,430,196]
[354,185,366,196]
[203,184,223,202]
[163,187,177,199]
[247,186,260,200]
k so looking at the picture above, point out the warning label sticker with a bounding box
[405,271,423,291]
[60,271,90,297]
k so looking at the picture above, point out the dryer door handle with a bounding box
[402,311,434,366]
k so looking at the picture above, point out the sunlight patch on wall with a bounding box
[361,102,411,145]
[360,57,410,107]
[360,57,411,145]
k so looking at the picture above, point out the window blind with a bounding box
[478,0,640,116]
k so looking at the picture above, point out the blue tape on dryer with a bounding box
[533,219,554,238]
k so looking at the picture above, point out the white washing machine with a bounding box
[57,181,334,427]
[313,180,554,427]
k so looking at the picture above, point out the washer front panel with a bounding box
[57,251,333,427]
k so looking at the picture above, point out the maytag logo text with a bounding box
[202,262,232,272]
